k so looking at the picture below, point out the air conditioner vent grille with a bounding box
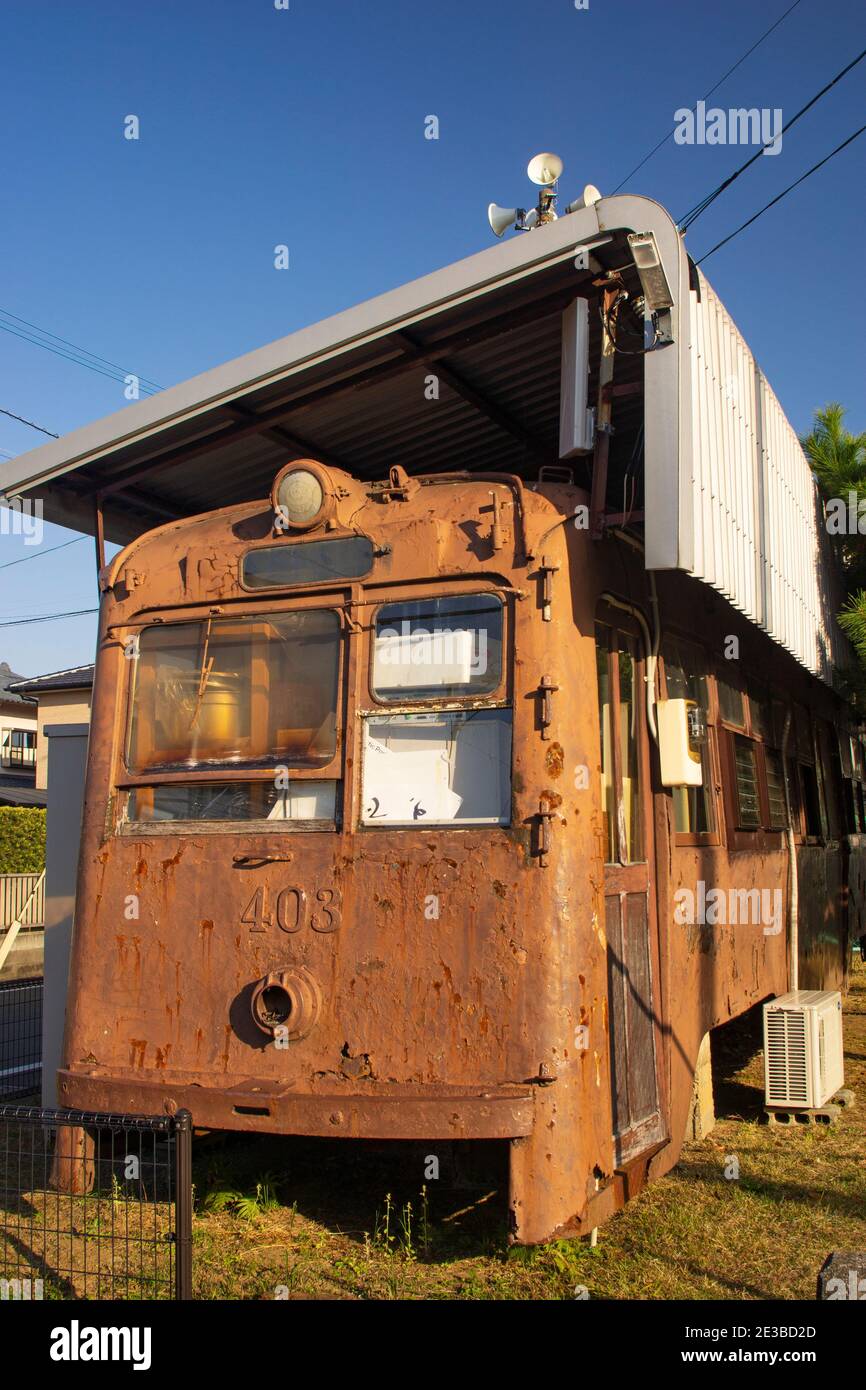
[763,991,844,1110]
[766,1009,808,1105]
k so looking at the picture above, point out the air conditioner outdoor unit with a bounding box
[763,991,844,1110]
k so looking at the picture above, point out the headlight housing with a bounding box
[271,459,332,531]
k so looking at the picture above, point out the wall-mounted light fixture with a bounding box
[627,232,674,312]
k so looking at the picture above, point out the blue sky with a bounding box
[1,0,864,677]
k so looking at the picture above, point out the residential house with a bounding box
[9,665,94,791]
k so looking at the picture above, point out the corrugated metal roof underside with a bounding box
[15,236,644,540]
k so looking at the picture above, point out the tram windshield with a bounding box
[126,609,341,771]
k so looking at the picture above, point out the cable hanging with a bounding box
[696,122,866,264]
[678,45,866,231]
[0,406,58,438]
[0,608,98,628]
[0,536,87,570]
[612,0,805,194]
[0,315,162,397]
[0,306,163,395]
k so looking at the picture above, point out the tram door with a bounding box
[596,615,666,1166]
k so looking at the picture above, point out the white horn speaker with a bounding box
[527,152,563,186]
[566,184,602,213]
[487,203,519,238]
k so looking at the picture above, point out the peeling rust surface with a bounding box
[544,742,564,779]
[59,464,854,1244]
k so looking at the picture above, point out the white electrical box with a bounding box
[764,991,844,1109]
[559,297,595,456]
[657,697,703,787]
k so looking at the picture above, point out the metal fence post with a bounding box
[174,1108,193,1300]
[1,1104,184,1298]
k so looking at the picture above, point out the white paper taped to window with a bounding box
[374,627,475,690]
[362,731,463,822]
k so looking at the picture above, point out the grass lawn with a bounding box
[189,960,866,1300]
[3,962,861,1300]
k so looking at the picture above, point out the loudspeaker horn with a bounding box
[488,203,519,238]
[527,152,564,186]
[565,184,602,214]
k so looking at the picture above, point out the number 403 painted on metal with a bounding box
[241,884,342,934]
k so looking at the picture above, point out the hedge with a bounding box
[0,807,47,873]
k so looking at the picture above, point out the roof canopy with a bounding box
[0,194,844,684]
[0,196,678,546]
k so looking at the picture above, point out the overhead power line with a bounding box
[696,122,866,264]
[0,536,87,570]
[0,406,58,438]
[612,0,805,194]
[0,608,98,629]
[0,306,163,395]
[678,45,866,230]
[0,313,163,398]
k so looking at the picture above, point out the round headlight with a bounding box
[276,468,324,525]
[270,459,333,531]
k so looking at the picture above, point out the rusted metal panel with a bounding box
[57,1071,535,1140]
[61,469,619,1244]
[56,458,855,1246]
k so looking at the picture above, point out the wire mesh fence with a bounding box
[0,977,42,1101]
[0,1106,192,1300]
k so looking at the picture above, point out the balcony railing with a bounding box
[1,744,36,769]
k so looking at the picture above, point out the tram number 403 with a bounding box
[241,884,342,934]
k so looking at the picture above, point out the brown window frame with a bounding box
[715,671,793,849]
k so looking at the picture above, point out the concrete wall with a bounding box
[41,723,88,1108]
[34,689,92,789]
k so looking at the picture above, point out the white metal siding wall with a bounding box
[687,272,844,683]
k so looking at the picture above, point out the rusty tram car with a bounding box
[36,195,862,1244]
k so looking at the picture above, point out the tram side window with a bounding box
[733,735,761,829]
[751,691,796,832]
[817,721,844,841]
[800,763,823,837]
[794,706,826,839]
[718,674,788,835]
[662,639,716,838]
[836,730,861,834]
[852,737,866,833]
[763,749,789,829]
[617,636,643,862]
[717,701,841,841]
[717,676,746,729]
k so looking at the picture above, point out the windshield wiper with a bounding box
[188,617,215,730]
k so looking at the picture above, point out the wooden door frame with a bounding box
[596,608,668,1166]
